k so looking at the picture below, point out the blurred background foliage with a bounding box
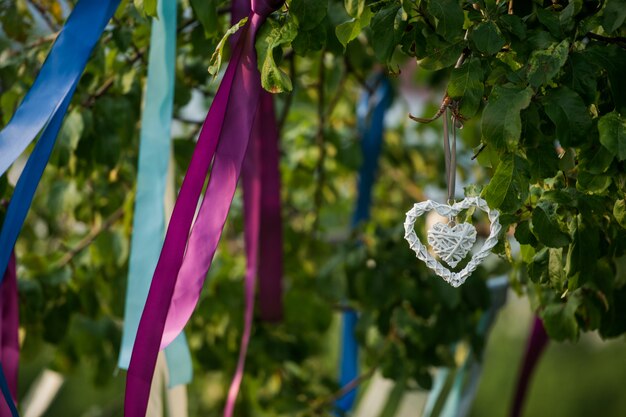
[0,0,626,415]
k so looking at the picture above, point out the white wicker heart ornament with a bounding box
[404,197,501,287]
[427,222,477,268]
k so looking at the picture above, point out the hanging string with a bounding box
[442,108,457,206]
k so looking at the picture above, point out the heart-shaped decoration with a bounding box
[404,197,501,287]
[427,222,477,268]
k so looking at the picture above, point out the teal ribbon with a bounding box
[117,0,192,387]
[422,276,508,417]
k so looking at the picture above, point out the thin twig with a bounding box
[55,207,125,268]
[311,368,376,411]
[508,0,514,15]
[27,0,60,32]
[471,143,487,160]
[7,33,58,57]
[82,49,144,107]
[174,115,204,125]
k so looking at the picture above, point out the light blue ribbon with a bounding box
[0,0,121,282]
[337,74,393,413]
[422,276,508,417]
[117,0,192,387]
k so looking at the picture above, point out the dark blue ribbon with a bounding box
[336,74,393,413]
[0,362,18,417]
[0,0,121,280]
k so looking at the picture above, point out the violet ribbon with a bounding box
[0,252,19,417]
[124,1,284,415]
[510,316,549,417]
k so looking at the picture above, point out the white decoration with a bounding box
[427,222,477,268]
[404,197,501,287]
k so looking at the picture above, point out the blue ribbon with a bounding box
[118,0,192,387]
[422,276,508,417]
[336,74,393,413]
[0,0,121,279]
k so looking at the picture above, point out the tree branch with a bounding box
[585,32,626,48]
[55,207,125,269]
[27,0,60,32]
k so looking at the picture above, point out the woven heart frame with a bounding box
[404,197,501,287]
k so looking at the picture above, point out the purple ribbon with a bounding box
[0,252,18,417]
[125,1,283,415]
[510,316,548,417]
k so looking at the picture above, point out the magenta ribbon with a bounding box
[125,1,283,415]
[510,316,548,417]
[0,252,18,417]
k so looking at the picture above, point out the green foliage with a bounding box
[1,0,626,414]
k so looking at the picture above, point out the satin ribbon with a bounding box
[125,1,284,415]
[117,0,192,389]
[510,316,548,417]
[0,0,121,280]
[337,74,393,413]
[422,276,508,417]
[0,252,18,417]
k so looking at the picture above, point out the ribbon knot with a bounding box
[252,0,283,17]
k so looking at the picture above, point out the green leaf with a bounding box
[613,199,626,229]
[576,171,612,195]
[540,294,582,341]
[579,143,614,175]
[483,153,530,212]
[370,4,402,62]
[586,45,626,114]
[481,85,533,151]
[427,0,464,41]
[417,39,465,71]
[336,7,371,48]
[566,215,599,282]
[471,21,506,55]
[447,58,484,118]
[292,22,327,55]
[498,14,526,40]
[291,0,328,31]
[531,202,571,248]
[256,17,298,93]
[548,248,565,290]
[515,220,537,246]
[542,87,592,147]
[563,51,599,104]
[602,0,626,33]
[208,17,249,77]
[598,111,626,161]
[527,40,569,88]
[344,0,365,17]
[190,0,218,38]
[134,0,157,17]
